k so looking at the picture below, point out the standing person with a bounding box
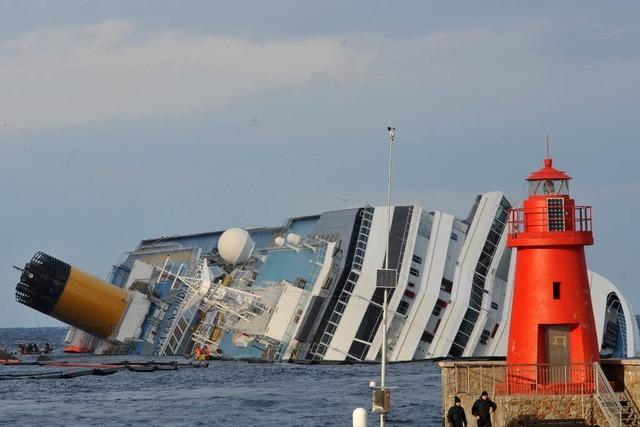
[447,396,467,427]
[471,391,497,427]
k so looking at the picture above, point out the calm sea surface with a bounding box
[0,328,442,426]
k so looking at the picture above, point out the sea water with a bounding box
[0,328,442,426]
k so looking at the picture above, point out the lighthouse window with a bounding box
[553,282,561,299]
[529,180,570,196]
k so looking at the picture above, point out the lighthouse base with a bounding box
[439,360,640,426]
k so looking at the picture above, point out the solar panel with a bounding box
[376,269,397,289]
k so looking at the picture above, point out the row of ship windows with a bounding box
[425,232,460,241]
[399,246,425,316]
[349,268,458,355]
[406,223,458,317]
[417,296,450,346]
[347,210,460,359]
[479,323,500,345]
[448,198,511,357]
[405,277,453,294]
[413,277,455,348]
[348,210,416,359]
[313,208,374,359]
[420,302,499,356]
[420,317,443,344]
[403,283,453,322]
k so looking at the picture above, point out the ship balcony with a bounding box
[507,205,593,247]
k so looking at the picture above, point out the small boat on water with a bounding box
[16,342,54,355]
[0,349,20,365]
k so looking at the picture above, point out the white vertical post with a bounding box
[382,288,387,388]
[381,127,395,427]
[353,408,368,427]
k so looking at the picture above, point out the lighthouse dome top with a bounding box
[527,158,572,196]
[527,158,572,181]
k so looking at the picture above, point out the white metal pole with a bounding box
[381,127,394,427]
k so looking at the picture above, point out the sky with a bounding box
[1,1,639,327]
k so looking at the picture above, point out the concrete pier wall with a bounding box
[492,395,605,427]
[602,359,640,395]
[439,360,506,421]
[438,360,609,426]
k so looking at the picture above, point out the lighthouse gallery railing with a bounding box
[508,205,592,236]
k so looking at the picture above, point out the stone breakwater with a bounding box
[437,360,630,426]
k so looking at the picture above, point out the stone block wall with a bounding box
[603,359,640,398]
[439,360,608,427]
[440,360,506,425]
[493,395,606,427]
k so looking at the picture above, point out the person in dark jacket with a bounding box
[471,391,497,427]
[446,396,467,427]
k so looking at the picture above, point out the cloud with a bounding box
[2,18,639,135]
[0,21,368,131]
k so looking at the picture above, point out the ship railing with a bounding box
[507,205,592,237]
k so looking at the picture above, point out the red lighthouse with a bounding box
[507,157,599,368]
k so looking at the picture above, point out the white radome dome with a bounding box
[286,233,301,246]
[218,228,255,264]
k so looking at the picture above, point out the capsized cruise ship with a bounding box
[18,188,637,361]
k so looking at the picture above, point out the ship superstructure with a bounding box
[45,192,637,361]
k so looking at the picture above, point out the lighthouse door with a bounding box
[544,325,570,382]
